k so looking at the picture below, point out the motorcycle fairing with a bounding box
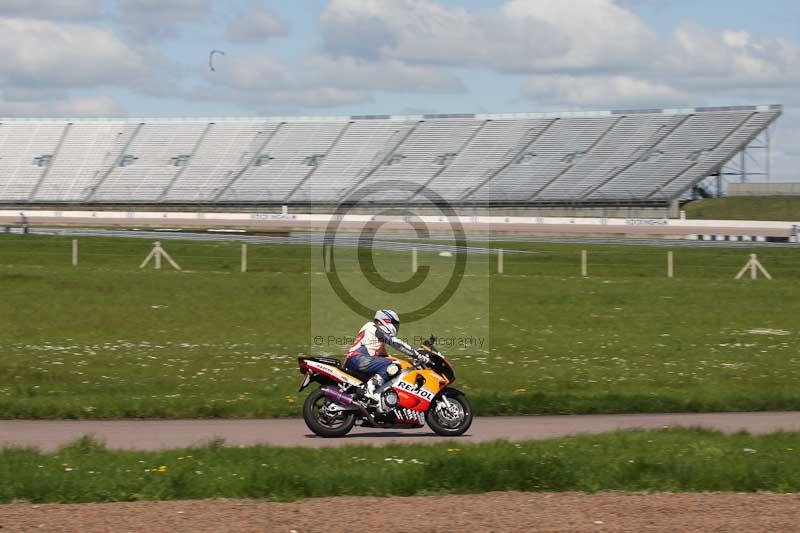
[389,408,425,426]
[304,360,364,387]
[392,368,446,412]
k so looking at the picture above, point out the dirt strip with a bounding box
[2,492,799,532]
[2,413,800,452]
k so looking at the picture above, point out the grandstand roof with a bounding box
[0,104,781,123]
[0,104,782,207]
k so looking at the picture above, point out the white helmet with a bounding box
[374,309,400,337]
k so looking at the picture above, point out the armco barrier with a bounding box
[0,210,798,237]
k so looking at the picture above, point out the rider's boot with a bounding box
[360,375,384,404]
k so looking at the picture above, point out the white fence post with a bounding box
[140,241,181,271]
[241,244,248,273]
[498,249,504,274]
[72,239,78,266]
[581,250,588,277]
[412,247,418,273]
[667,251,674,278]
[735,254,772,280]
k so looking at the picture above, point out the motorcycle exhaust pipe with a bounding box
[320,386,357,406]
[320,386,379,428]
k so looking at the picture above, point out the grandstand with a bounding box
[0,105,781,216]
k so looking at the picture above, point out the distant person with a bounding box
[19,212,28,234]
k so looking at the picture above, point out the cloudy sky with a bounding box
[0,0,797,179]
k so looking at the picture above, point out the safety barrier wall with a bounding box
[1,210,797,231]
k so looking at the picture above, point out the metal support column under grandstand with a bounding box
[704,124,773,197]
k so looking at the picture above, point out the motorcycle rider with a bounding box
[345,309,429,402]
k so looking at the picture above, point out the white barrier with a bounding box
[691,235,767,242]
[1,210,798,232]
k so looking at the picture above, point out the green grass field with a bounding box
[684,197,800,221]
[1,233,800,418]
[2,429,799,503]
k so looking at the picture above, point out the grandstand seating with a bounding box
[1,122,68,201]
[0,105,781,206]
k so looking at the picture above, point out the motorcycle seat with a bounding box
[305,356,370,383]
[346,368,372,382]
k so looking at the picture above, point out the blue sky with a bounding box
[0,0,798,178]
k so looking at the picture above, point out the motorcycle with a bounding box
[297,336,472,438]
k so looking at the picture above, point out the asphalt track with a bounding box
[2,412,799,451]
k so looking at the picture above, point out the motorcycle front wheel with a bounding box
[303,388,357,438]
[426,390,473,437]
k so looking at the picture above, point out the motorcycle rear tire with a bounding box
[426,390,473,437]
[303,388,357,438]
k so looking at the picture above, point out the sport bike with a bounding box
[297,336,472,437]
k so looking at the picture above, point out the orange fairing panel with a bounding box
[394,369,443,411]
[397,390,423,410]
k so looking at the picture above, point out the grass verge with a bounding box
[2,234,800,418]
[1,429,799,504]
[683,197,800,221]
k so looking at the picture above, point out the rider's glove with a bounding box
[414,351,430,366]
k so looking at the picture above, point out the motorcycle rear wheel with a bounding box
[303,388,357,438]
[426,390,473,437]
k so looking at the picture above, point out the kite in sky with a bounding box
[209,50,226,71]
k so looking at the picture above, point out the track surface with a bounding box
[2,412,799,451]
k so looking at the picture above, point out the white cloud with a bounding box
[116,0,210,40]
[662,24,800,93]
[1,87,69,102]
[515,14,800,110]
[0,0,103,19]
[523,74,689,108]
[319,0,656,74]
[192,84,370,112]
[248,87,371,110]
[205,54,294,91]
[302,56,464,93]
[0,18,153,89]
[501,0,657,73]
[320,0,567,69]
[615,0,676,11]
[225,2,288,44]
[196,52,463,111]
[0,94,126,117]
[320,0,798,112]
[196,54,368,110]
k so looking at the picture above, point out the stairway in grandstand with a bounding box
[0,105,781,206]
